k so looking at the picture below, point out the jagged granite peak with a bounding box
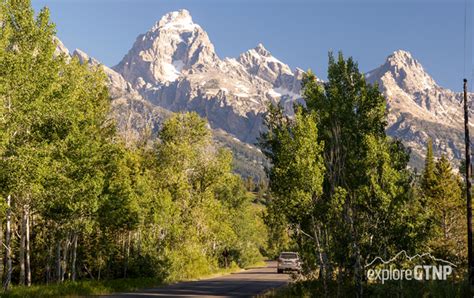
[367,49,437,93]
[366,50,461,125]
[152,9,195,31]
[254,43,270,55]
[114,9,219,86]
[113,11,305,142]
[238,43,293,84]
[366,50,470,167]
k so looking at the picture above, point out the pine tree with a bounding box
[429,155,465,262]
[421,138,436,202]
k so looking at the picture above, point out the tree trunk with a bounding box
[26,206,31,286]
[137,229,141,256]
[46,244,52,284]
[56,240,62,283]
[348,204,363,297]
[98,255,102,281]
[71,233,78,281]
[2,195,11,291]
[61,236,70,282]
[311,215,328,297]
[19,205,26,285]
[0,212,3,286]
[124,231,131,278]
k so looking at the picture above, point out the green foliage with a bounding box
[0,278,163,298]
[263,278,471,298]
[154,113,266,277]
[420,150,466,265]
[0,1,267,293]
[421,138,436,200]
[260,52,440,293]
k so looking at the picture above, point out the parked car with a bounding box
[277,252,301,273]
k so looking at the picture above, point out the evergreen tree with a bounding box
[429,155,465,263]
[421,138,436,201]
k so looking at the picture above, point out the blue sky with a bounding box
[32,0,470,91]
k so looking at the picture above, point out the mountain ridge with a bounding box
[61,9,471,170]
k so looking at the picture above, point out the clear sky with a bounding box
[31,0,471,91]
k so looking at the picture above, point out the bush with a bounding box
[263,278,472,298]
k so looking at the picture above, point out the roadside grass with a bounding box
[0,278,162,298]
[0,262,266,298]
[261,278,472,298]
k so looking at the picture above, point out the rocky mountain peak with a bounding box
[367,50,437,92]
[365,50,467,167]
[152,9,196,32]
[388,49,414,62]
[238,43,293,84]
[114,9,218,87]
[254,43,271,57]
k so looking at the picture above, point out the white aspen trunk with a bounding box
[19,205,26,285]
[124,231,131,278]
[26,206,31,286]
[71,234,78,281]
[137,229,141,256]
[311,215,328,297]
[61,236,70,282]
[348,205,363,298]
[2,195,11,291]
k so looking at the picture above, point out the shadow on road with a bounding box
[103,261,290,297]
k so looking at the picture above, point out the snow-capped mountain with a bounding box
[111,9,468,168]
[366,50,470,167]
[57,9,471,170]
[113,9,305,143]
[114,10,219,85]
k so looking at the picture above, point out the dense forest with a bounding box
[0,1,266,291]
[0,0,469,297]
[260,55,467,296]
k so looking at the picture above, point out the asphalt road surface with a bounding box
[103,261,290,297]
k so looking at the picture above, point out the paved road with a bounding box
[104,261,289,297]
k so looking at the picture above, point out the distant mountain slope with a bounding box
[72,49,171,144]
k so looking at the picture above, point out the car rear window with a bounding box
[280,253,298,259]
